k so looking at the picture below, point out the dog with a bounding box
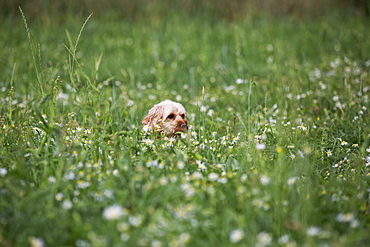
[142,100,188,136]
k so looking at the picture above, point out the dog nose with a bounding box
[180,123,187,129]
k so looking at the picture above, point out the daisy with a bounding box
[128,215,143,227]
[260,175,270,185]
[306,226,321,236]
[197,161,207,171]
[103,205,124,220]
[62,200,73,210]
[178,232,191,244]
[29,237,44,247]
[0,168,7,177]
[236,78,245,84]
[340,140,348,146]
[55,192,64,201]
[230,229,245,243]
[289,152,296,160]
[177,161,185,169]
[287,177,299,186]
[278,235,290,244]
[253,199,264,208]
[257,232,273,246]
[336,213,354,222]
[208,172,219,181]
[256,142,266,150]
[48,176,56,183]
[142,125,152,132]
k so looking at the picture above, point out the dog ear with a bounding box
[142,104,163,126]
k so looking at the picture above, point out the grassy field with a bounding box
[0,6,369,247]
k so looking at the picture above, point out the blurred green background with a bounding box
[1,0,369,20]
[1,1,369,247]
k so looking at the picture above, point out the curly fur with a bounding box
[142,100,188,136]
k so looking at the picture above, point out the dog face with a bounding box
[142,100,188,136]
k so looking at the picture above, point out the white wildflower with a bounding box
[306,226,321,236]
[0,168,8,177]
[257,231,273,246]
[62,200,73,210]
[29,237,44,247]
[208,172,219,181]
[287,177,299,186]
[230,229,245,243]
[103,205,124,220]
[260,175,270,185]
[256,142,266,150]
[129,215,143,227]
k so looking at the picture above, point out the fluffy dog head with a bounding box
[142,100,188,136]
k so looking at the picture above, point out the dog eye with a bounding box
[167,114,175,120]
[181,114,185,119]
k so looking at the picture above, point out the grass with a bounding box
[0,8,369,247]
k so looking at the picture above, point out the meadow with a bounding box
[0,5,369,247]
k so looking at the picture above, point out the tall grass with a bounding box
[0,7,369,247]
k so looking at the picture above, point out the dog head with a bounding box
[142,100,188,136]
